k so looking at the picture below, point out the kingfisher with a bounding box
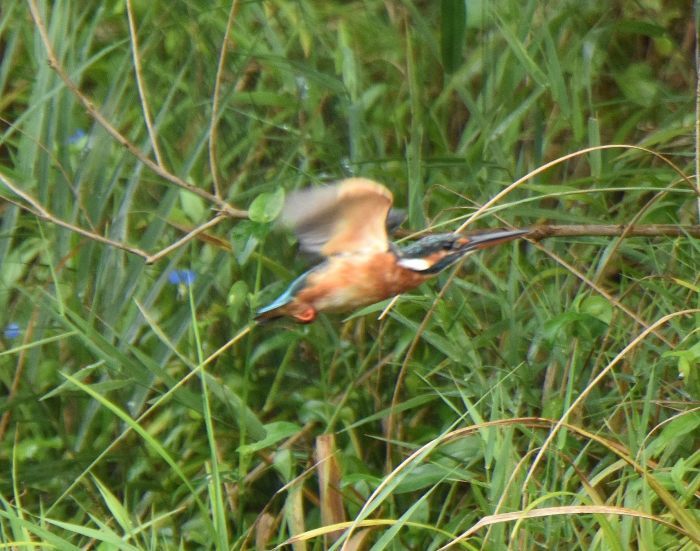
[255,178,527,324]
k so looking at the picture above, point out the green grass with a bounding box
[0,0,698,549]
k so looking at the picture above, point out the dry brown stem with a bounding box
[524,224,700,240]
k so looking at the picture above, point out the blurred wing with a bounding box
[281,178,393,256]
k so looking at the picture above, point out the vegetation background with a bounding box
[0,0,698,549]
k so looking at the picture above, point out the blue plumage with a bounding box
[255,267,315,318]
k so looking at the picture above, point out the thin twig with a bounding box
[209,0,241,199]
[382,221,693,466]
[384,266,461,472]
[456,144,699,233]
[27,0,247,219]
[696,1,700,221]
[485,211,677,346]
[0,311,37,441]
[396,224,700,240]
[0,172,230,263]
[144,214,228,264]
[3,161,698,265]
[524,224,700,240]
[521,309,699,491]
[0,172,152,260]
[444,505,695,549]
[526,239,674,346]
[125,0,165,167]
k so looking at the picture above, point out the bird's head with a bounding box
[397,229,527,274]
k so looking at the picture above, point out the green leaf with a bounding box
[495,12,548,87]
[92,475,133,535]
[671,278,700,293]
[588,117,601,178]
[227,279,249,317]
[394,463,450,493]
[542,310,608,344]
[664,342,700,398]
[579,296,612,325]
[230,220,261,265]
[542,396,565,419]
[179,189,207,223]
[248,188,285,223]
[237,421,301,454]
[273,449,294,482]
[614,63,659,108]
[646,412,700,458]
[441,0,467,74]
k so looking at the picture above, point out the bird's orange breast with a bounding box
[296,252,429,313]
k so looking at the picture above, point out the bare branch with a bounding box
[396,224,700,240]
[125,0,166,167]
[26,0,248,219]
[696,11,700,221]
[524,224,700,240]
[456,144,699,233]
[0,172,151,260]
[0,172,229,263]
[144,215,228,264]
[209,0,241,199]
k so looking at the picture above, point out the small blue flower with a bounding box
[168,270,196,286]
[67,129,87,145]
[4,323,21,340]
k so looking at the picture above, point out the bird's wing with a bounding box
[281,178,393,256]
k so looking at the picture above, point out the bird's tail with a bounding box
[254,308,285,324]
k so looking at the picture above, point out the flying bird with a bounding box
[255,178,526,323]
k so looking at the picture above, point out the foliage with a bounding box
[0,0,698,549]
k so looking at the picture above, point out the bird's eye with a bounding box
[444,239,458,250]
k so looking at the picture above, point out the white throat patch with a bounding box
[397,257,432,271]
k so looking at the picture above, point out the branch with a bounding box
[209,0,241,199]
[456,144,699,233]
[0,172,152,260]
[397,224,700,240]
[125,0,166,167]
[0,171,228,264]
[27,0,247,219]
[523,224,700,240]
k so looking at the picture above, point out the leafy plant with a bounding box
[0,0,697,549]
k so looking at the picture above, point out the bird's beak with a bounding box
[397,228,529,274]
[456,228,529,252]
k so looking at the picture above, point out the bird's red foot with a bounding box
[293,306,317,324]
